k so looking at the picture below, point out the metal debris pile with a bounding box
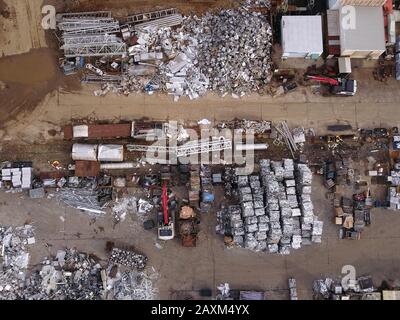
[57,3,273,101]
[0,225,35,300]
[217,159,323,255]
[112,196,138,223]
[217,120,272,134]
[24,249,104,300]
[313,276,377,300]
[109,248,148,271]
[187,8,273,98]
[58,186,112,216]
[108,269,159,300]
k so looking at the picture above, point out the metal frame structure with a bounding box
[122,8,178,25]
[62,34,121,47]
[81,74,123,84]
[56,11,112,21]
[64,42,127,57]
[58,19,118,31]
[62,24,121,36]
[127,137,233,157]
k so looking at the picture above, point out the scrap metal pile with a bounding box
[1,243,155,300]
[23,249,104,300]
[217,159,323,255]
[0,225,35,300]
[57,177,113,216]
[313,276,378,300]
[109,248,148,271]
[57,2,273,100]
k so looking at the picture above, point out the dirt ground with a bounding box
[1,169,400,300]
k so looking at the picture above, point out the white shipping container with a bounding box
[98,145,124,162]
[73,125,89,138]
[72,144,98,161]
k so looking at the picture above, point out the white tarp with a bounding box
[72,144,98,161]
[98,145,124,162]
[73,125,89,138]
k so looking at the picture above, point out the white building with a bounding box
[339,6,386,59]
[281,16,323,59]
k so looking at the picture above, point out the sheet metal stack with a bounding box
[219,159,323,255]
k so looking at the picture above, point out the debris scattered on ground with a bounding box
[313,275,378,300]
[58,186,112,217]
[107,267,159,300]
[109,248,148,271]
[0,225,35,300]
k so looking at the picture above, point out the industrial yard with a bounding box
[1,0,400,303]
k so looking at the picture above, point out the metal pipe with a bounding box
[100,162,136,170]
[235,144,269,151]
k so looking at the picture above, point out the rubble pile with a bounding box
[0,225,35,300]
[112,196,138,223]
[217,159,323,255]
[109,248,148,271]
[24,249,104,300]
[313,276,377,300]
[109,269,158,300]
[58,186,112,216]
[217,120,272,134]
[57,4,273,101]
[186,8,273,97]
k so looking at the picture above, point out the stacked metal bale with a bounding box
[224,159,323,255]
[237,174,269,251]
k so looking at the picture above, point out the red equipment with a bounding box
[306,75,339,86]
[162,182,169,225]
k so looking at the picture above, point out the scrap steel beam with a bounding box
[56,11,112,21]
[122,8,178,25]
[63,43,127,57]
[62,35,122,47]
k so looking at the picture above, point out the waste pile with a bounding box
[313,275,378,300]
[57,3,273,101]
[56,177,112,216]
[0,225,35,300]
[107,268,158,300]
[109,248,148,271]
[217,159,323,255]
[23,249,104,300]
[186,8,273,98]
[217,120,272,135]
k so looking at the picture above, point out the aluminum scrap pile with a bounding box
[119,4,272,100]
[23,249,103,300]
[186,7,273,97]
[112,196,137,223]
[0,225,35,300]
[58,187,112,216]
[218,159,323,255]
[109,248,148,271]
[108,269,159,300]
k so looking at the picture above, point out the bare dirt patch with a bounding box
[0,48,81,127]
[0,0,10,19]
